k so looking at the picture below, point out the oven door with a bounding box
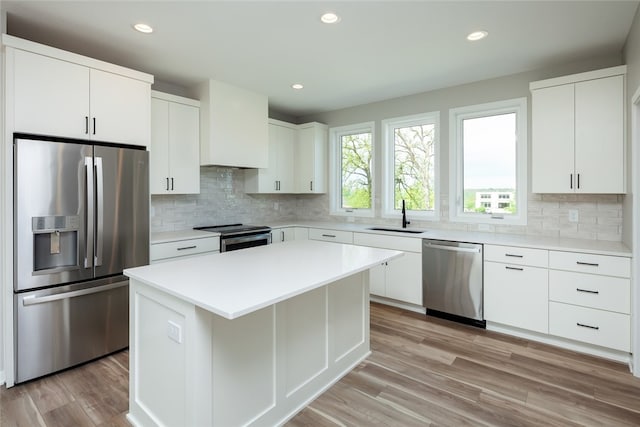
[221,232,271,252]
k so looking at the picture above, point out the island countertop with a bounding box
[124,239,402,320]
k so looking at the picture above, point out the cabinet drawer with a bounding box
[308,228,353,244]
[151,236,220,261]
[549,251,630,277]
[353,232,421,253]
[484,245,548,267]
[549,302,630,352]
[484,262,549,333]
[549,270,630,314]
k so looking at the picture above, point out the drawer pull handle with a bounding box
[505,254,523,258]
[177,245,197,251]
[576,261,599,267]
[322,234,336,238]
[505,266,524,271]
[577,322,599,330]
[576,288,599,294]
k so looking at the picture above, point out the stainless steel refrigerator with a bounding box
[13,135,149,383]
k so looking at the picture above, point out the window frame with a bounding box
[329,121,375,218]
[448,97,528,225]
[381,112,440,220]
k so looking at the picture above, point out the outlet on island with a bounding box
[167,320,182,344]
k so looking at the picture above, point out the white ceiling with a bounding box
[3,1,639,117]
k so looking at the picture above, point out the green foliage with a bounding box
[393,124,435,211]
[341,132,372,209]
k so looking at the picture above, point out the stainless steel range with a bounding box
[194,224,271,252]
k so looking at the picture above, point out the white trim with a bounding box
[150,90,200,107]
[380,112,440,221]
[449,97,528,226]
[631,85,640,377]
[529,65,627,91]
[329,122,375,218]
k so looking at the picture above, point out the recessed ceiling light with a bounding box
[133,23,153,34]
[292,83,304,90]
[320,12,340,24]
[467,30,488,41]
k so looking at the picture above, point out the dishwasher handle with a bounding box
[423,242,482,254]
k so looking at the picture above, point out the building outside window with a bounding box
[381,112,439,219]
[329,122,375,217]
[449,98,527,225]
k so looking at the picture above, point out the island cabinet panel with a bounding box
[281,287,328,396]
[329,273,367,362]
[212,307,276,427]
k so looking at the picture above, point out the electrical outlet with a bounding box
[477,224,491,232]
[167,320,182,344]
[347,216,355,223]
[568,209,579,223]
[273,202,279,210]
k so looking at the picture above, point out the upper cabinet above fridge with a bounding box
[530,66,626,194]
[3,34,154,148]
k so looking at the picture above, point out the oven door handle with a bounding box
[221,232,271,251]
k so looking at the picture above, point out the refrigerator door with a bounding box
[14,276,129,383]
[93,145,149,278]
[14,137,94,291]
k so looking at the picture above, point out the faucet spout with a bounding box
[402,199,410,228]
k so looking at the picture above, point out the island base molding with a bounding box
[128,271,371,427]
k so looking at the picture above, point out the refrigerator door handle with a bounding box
[84,156,94,269]
[22,281,128,306]
[95,157,104,267]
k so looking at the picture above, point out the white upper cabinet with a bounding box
[7,36,153,147]
[150,91,200,195]
[530,66,626,194]
[296,122,328,194]
[245,120,295,193]
[245,120,327,194]
[196,79,269,168]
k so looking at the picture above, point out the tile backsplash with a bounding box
[151,167,623,242]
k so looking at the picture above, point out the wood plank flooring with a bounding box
[2,302,640,426]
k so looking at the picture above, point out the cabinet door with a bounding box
[296,124,327,194]
[13,49,90,138]
[168,102,200,194]
[484,262,548,333]
[369,263,386,297]
[575,75,624,193]
[90,69,150,146]
[531,84,575,193]
[150,98,170,194]
[277,125,296,192]
[385,252,422,305]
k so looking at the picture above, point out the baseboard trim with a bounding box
[370,296,426,314]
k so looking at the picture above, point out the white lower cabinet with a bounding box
[151,236,220,263]
[308,228,353,244]
[484,262,549,334]
[353,233,422,306]
[271,227,308,244]
[549,302,630,352]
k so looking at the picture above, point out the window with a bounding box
[449,98,527,225]
[329,122,375,217]
[382,112,439,219]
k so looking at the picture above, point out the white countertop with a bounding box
[125,240,402,319]
[267,220,631,257]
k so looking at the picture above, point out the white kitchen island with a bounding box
[124,240,402,427]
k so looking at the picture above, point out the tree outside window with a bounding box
[340,132,372,209]
[393,124,435,211]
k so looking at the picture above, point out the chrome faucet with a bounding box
[402,199,410,228]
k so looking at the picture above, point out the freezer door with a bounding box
[14,137,94,291]
[14,277,129,383]
[93,145,149,277]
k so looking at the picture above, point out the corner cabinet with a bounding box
[150,91,200,195]
[6,35,152,147]
[196,79,268,168]
[530,66,626,193]
[245,120,327,194]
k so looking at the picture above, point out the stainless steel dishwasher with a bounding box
[422,239,485,327]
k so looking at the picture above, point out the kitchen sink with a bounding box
[367,227,426,234]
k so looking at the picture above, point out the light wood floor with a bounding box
[2,302,640,426]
